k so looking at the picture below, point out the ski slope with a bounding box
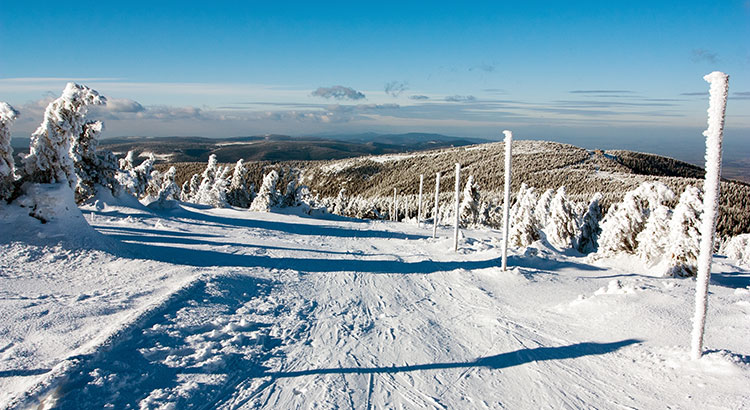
[1,196,749,409]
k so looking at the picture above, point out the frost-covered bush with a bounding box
[597,181,675,256]
[181,174,201,202]
[723,234,750,267]
[535,188,555,227]
[0,102,19,200]
[333,187,348,215]
[116,151,156,199]
[23,83,106,186]
[71,120,121,203]
[144,166,180,207]
[509,184,541,248]
[458,175,480,227]
[635,205,671,261]
[665,186,703,276]
[226,159,252,208]
[575,193,603,253]
[545,186,577,249]
[249,170,279,212]
[192,154,230,207]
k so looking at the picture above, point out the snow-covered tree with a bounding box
[545,186,577,249]
[665,186,703,277]
[249,169,279,212]
[575,193,603,253]
[635,205,671,262]
[458,175,480,227]
[509,184,541,248]
[193,154,230,207]
[70,120,120,202]
[333,187,348,215]
[180,174,201,202]
[23,83,106,186]
[0,102,19,200]
[226,159,252,208]
[119,150,135,172]
[534,188,555,227]
[723,234,750,267]
[597,181,674,256]
[145,166,179,207]
[281,178,300,208]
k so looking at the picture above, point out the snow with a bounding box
[1,189,749,408]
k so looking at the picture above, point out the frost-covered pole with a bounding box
[392,188,397,221]
[418,174,424,224]
[501,130,513,271]
[453,163,461,252]
[691,71,729,360]
[433,172,441,238]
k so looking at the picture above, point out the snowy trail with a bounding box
[3,203,750,409]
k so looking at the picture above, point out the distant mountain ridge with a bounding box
[93,133,485,163]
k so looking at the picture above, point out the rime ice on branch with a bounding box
[501,130,512,271]
[691,71,729,360]
[0,102,19,200]
[23,83,106,186]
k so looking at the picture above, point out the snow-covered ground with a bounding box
[1,196,749,409]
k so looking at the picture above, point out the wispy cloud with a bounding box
[569,90,634,95]
[311,85,366,100]
[409,95,429,100]
[732,91,750,100]
[680,91,708,96]
[691,48,718,63]
[384,81,408,97]
[469,63,495,73]
[445,95,476,102]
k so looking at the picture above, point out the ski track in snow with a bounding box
[1,200,749,409]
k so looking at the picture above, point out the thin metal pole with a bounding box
[433,172,440,238]
[392,188,397,221]
[453,163,461,252]
[501,130,513,271]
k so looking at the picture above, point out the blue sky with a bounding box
[1,1,748,155]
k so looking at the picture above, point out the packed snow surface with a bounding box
[1,197,749,409]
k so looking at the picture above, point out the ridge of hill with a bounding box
[159,140,750,237]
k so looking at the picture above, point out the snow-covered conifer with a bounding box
[202,165,230,208]
[226,159,251,208]
[458,175,480,227]
[597,181,674,256]
[333,187,348,215]
[249,170,279,212]
[0,102,19,200]
[635,205,672,262]
[71,120,120,202]
[281,178,304,208]
[534,188,555,227]
[723,234,750,266]
[119,150,135,171]
[575,193,603,254]
[23,83,106,186]
[545,186,577,249]
[665,186,702,277]
[509,184,540,248]
[145,166,179,207]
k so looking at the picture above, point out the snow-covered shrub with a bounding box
[180,174,201,202]
[509,184,541,248]
[23,83,106,186]
[0,102,19,200]
[597,181,675,256]
[226,159,252,208]
[144,166,179,207]
[70,120,121,203]
[723,234,750,267]
[545,186,577,249]
[458,175,480,227]
[575,193,603,253]
[194,154,230,207]
[116,151,155,199]
[249,170,279,212]
[119,150,135,172]
[635,205,671,261]
[665,186,703,276]
[534,188,555,227]
[333,187,348,215]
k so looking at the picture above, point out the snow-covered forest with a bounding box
[1,82,749,409]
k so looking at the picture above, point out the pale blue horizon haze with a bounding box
[1,1,749,165]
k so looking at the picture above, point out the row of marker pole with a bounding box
[388,130,513,271]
